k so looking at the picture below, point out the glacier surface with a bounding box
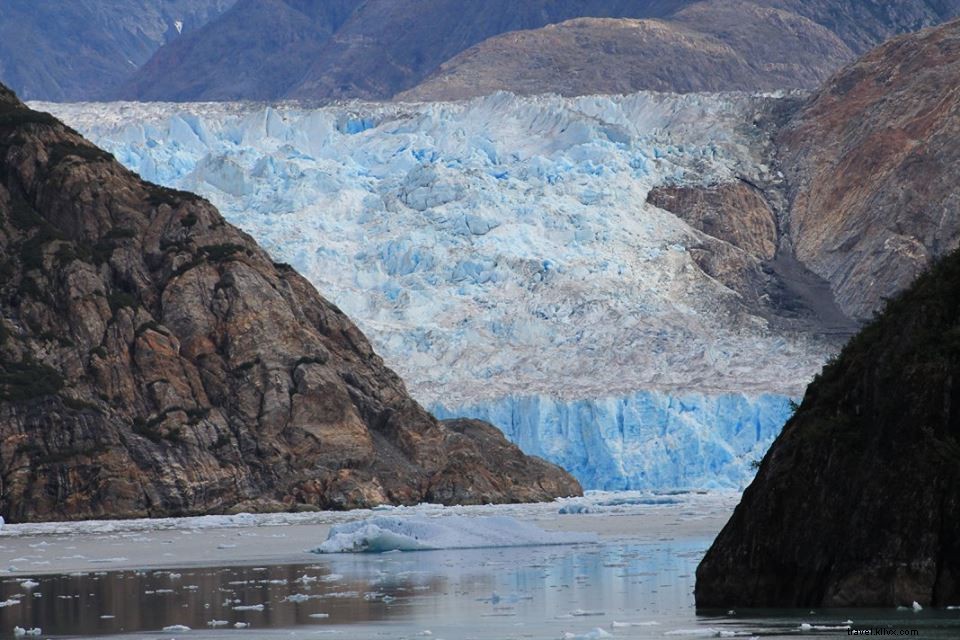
[39,93,828,490]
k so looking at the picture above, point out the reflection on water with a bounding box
[1,538,958,639]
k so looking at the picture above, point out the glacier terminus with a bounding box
[41,92,834,491]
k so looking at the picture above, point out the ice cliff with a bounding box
[40,92,828,490]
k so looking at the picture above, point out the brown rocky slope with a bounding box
[399,4,851,100]
[695,20,960,608]
[0,84,580,522]
[779,18,960,321]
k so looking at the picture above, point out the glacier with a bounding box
[38,93,829,491]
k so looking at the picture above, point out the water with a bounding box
[2,538,958,639]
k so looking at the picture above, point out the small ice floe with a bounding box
[610,621,658,627]
[100,615,115,619]
[665,630,721,637]
[314,515,596,553]
[217,544,237,549]
[570,609,605,617]
[419,632,432,636]
[12,627,41,637]
[283,593,316,603]
[162,624,191,631]
[18,579,39,589]
[558,503,594,514]
[320,573,343,582]
[308,613,330,619]
[561,628,611,639]
[232,603,265,611]
[947,605,960,610]
[913,601,923,612]
[234,622,250,628]
[0,599,20,608]
[206,620,228,627]
[295,574,318,584]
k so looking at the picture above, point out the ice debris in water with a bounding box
[562,629,611,639]
[162,625,191,632]
[313,515,597,553]
[12,629,40,637]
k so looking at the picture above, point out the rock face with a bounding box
[0,0,235,101]
[399,5,851,100]
[779,19,960,321]
[696,245,960,608]
[695,20,960,608]
[0,86,580,522]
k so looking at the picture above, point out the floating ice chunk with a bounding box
[295,574,318,584]
[912,601,923,611]
[0,599,20,608]
[309,613,330,619]
[234,622,250,628]
[800,623,812,630]
[665,630,721,637]
[207,620,228,627]
[313,515,597,553]
[100,615,114,619]
[162,624,191,631]
[283,593,315,603]
[610,621,658,627]
[12,628,40,637]
[18,580,39,589]
[562,628,611,639]
[570,609,604,617]
[232,603,265,611]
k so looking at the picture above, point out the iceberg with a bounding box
[39,94,829,491]
[313,515,597,553]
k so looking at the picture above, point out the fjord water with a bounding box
[0,495,957,639]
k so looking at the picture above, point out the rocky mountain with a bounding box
[119,0,363,102]
[0,84,580,522]
[778,18,960,321]
[695,20,960,608]
[119,0,689,102]
[0,0,235,101]
[399,3,852,100]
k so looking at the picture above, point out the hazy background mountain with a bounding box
[6,0,960,103]
[0,0,236,101]
[122,0,960,102]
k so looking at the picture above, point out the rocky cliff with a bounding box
[696,243,960,608]
[779,18,960,321]
[695,20,960,608]
[0,85,580,522]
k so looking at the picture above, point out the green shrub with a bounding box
[181,213,199,227]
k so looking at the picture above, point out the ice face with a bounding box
[434,392,792,490]
[39,93,826,490]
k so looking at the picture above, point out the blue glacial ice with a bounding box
[435,392,793,490]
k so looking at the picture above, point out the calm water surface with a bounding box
[0,538,957,639]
